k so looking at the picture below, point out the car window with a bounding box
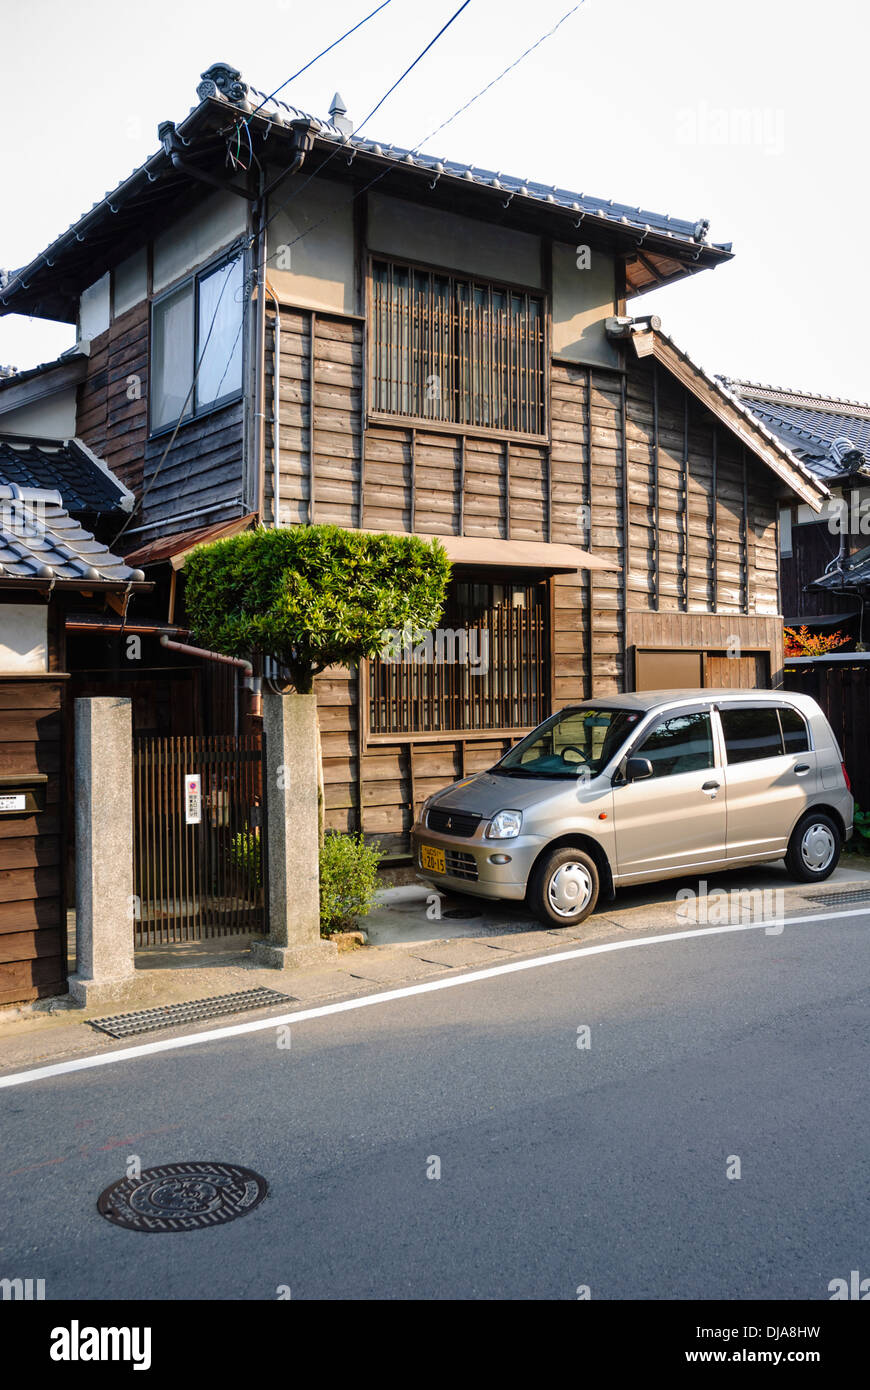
[497,707,642,778]
[720,706,783,764]
[778,705,810,753]
[635,711,714,779]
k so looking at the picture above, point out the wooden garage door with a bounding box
[634,649,770,692]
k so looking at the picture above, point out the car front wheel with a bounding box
[528,846,599,927]
[785,812,841,883]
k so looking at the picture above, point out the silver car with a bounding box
[411,689,853,926]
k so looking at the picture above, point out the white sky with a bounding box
[2,0,867,399]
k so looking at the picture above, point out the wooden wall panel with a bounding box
[0,679,66,1007]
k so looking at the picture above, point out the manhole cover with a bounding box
[442,907,483,920]
[97,1162,268,1233]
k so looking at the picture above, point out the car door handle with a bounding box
[794,763,811,776]
[701,780,720,794]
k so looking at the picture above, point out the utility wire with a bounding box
[260,1,587,265]
[119,0,588,552]
[248,1,394,120]
[258,0,475,242]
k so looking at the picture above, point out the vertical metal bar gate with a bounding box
[133,734,266,946]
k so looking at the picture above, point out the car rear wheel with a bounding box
[785,812,841,882]
[528,846,599,927]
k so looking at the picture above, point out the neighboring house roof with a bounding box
[0,348,86,390]
[613,322,830,509]
[0,433,134,514]
[720,380,870,479]
[123,512,259,568]
[0,63,732,323]
[0,484,145,584]
[810,541,870,592]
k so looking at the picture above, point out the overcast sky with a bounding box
[1,0,866,399]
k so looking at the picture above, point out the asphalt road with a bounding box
[1,911,868,1300]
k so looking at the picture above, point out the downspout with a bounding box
[253,133,313,523]
[159,635,261,730]
[253,168,268,521]
[266,283,281,526]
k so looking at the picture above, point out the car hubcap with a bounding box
[547,862,592,918]
[801,823,835,872]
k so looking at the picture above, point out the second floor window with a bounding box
[150,253,245,433]
[370,257,546,436]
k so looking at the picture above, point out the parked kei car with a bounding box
[411,689,853,926]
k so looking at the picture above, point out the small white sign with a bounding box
[0,794,25,812]
[184,774,202,825]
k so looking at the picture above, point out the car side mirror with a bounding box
[624,756,654,783]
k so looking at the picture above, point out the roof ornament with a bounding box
[693,217,710,243]
[328,92,353,136]
[197,63,248,104]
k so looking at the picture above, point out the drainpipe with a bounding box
[266,282,281,525]
[253,168,268,521]
[253,123,317,522]
[159,635,259,732]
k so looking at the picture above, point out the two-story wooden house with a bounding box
[0,61,829,857]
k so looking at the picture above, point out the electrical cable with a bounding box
[247,0,394,120]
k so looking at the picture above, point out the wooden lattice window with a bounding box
[368,578,549,737]
[370,258,546,435]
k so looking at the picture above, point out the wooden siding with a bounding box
[267,298,786,856]
[76,302,245,541]
[76,301,149,497]
[0,678,66,1006]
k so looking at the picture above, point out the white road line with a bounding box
[0,905,867,1090]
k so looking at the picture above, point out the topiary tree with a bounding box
[184,524,451,692]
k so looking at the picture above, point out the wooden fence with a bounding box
[782,659,870,810]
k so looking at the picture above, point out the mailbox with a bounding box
[0,773,47,816]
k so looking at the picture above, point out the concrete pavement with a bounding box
[0,905,867,1298]
[1,857,869,1076]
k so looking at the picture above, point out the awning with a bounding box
[784,612,858,628]
[351,530,618,574]
[123,513,258,569]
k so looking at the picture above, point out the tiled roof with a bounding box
[811,541,870,591]
[0,434,133,514]
[721,380,870,479]
[0,63,730,322]
[0,484,144,583]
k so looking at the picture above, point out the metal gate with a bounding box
[133,735,266,946]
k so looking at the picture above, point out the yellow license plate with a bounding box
[420,845,446,874]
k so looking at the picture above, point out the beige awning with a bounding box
[355,531,619,573]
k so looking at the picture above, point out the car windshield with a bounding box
[495,707,642,779]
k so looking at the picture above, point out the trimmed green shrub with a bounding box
[319,832,382,935]
[183,524,451,693]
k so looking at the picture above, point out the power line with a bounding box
[247,1,394,120]
[354,0,472,134]
[261,1,588,266]
[259,0,475,243]
[121,0,589,550]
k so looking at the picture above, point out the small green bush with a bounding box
[229,827,261,892]
[319,831,382,935]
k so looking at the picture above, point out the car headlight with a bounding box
[487,809,523,839]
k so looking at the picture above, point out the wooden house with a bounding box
[0,62,830,859]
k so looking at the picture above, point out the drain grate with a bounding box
[98,1162,268,1233]
[803,887,870,910]
[88,987,295,1038]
